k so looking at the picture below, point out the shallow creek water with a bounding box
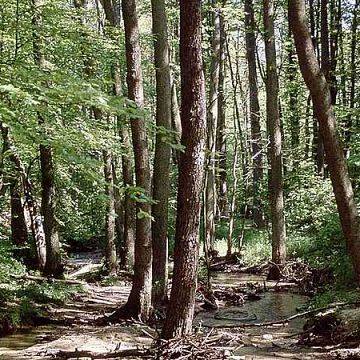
[0,271,326,359]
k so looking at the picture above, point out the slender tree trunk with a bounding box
[227,111,239,257]
[150,0,171,307]
[244,0,265,228]
[161,0,206,339]
[289,0,360,283]
[170,75,182,164]
[216,6,228,222]
[10,178,28,246]
[287,27,300,152]
[344,0,359,158]
[102,0,136,271]
[263,0,287,274]
[103,149,118,274]
[39,145,63,277]
[205,2,221,256]
[119,125,136,269]
[112,160,124,248]
[309,0,325,175]
[30,0,63,278]
[119,0,152,320]
[304,95,312,159]
[76,0,118,273]
[329,0,339,103]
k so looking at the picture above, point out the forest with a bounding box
[0,0,359,358]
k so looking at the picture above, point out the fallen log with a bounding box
[53,347,154,359]
[10,274,85,286]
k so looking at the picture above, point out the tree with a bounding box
[10,178,28,246]
[263,0,286,278]
[151,0,172,307]
[103,148,118,274]
[344,0,359,158]
[100,0,136,270]
[75,0,118,274]
[216,6,228,222]
[161,0,206,339]
[0,122,46,269]
[119,0,152,319]
[204,1,221,258]
[244,0,265,228]
[289,0,360,283]
[30,0,63,278]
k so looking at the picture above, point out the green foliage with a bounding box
[310,286,360,309]
[17,282,83,305]
[241,230,271,266]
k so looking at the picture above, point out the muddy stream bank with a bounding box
[0,255,352,359]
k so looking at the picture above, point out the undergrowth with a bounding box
[0,240,82,336]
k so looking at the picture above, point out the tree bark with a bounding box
[205,2,221,257]
[101,0,136,270]
[344,0,359,158]
[289,0,360,283]
[150,0,172,307]
[10,178,28,246]
[309,0,325,175]
[170,75,182,164]
[263,0,287,268]
[287,27,300,151]
[244,0,265,228]
[161,0,206,339]
[119,124,136,269]
[30,0,63,278]
[120,0,152,320]
[103,149,118,274]
[216,7,227,222]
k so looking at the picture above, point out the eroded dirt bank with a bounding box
[0,253,359,359]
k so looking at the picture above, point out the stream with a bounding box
[0,257,331,359]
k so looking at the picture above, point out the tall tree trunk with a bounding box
[244,0,265,228]
[151,0,171,307]
[287,27,300,152]
[227,111,239,257]
[344,0,359,158]
[103,149,118,274]
[76,0,118,273]
[119,0,152,320]
[101,0,135,271]
[161,0,206,339]
[309,0,325,175]
[329,0,339,103]
[30,0,63,278]
[205,2,221,256]
[39,145,63,277]
[289,0,360,283]
[263,0,287,274]
[216,6,227,222]
[119,124,136,269]
[10,178,28,246]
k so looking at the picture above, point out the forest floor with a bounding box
[0,252,359,359]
